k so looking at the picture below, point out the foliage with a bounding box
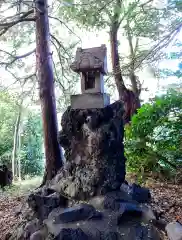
[0,90,44,176]
[125,90,182,179]
[19,112,44,177]
[61,0,182,77]
[0,0,80,112]
[160,40,182,79]
[0,91,18,166]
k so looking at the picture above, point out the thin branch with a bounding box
[98,0,115,12]
[118,0,154,26]
[0,9,35,37]
[1,69,36,92]
[51,38,72,84]
[50,34,70,57]
[139,0,154,8]
[134,23,182,70]
[118,0,140,26]
[51,38,67,66]
[0,9,34,26]
[52,58,66,94]
[49,15,82,44]
[0,49,35,67]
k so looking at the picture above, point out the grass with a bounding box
[0,176,42,197]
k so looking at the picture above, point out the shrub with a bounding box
[125,90,182,180]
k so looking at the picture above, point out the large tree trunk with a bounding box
[35,0,63,183]
[109,21,141,124]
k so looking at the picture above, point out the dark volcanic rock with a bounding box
[101,232,119,240]
[51,204,98,224]
[23,219,42,239]
[88,191,136,211]
[27,191,68,221]
[120,183,151,203]
[55,228,88,240]
[119,223,160,240]
[30,230,45,240]
[57,101,126,200]
[131,183,151,203]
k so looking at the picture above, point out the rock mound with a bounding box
[7,101,162,240]
[58,101,126,200]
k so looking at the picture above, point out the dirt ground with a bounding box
[0,179,181,240]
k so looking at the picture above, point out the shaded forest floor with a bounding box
[0,176,182,240]
[0,177,42,239]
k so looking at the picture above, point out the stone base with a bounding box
[6,99,162,240]
[70,93,110,109]
[8,188,161,240]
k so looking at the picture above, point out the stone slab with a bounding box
[52,204,96,224]
[71,93,110,109]
[166,222,182,240]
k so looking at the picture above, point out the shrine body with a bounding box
[70,44,110,109]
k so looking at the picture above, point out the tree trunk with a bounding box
[12,105,22,181]
[35,0,63,183]
[110,23,126,99]
[109,22,141,123]
[18,125,22,181]
[126,20,141,109]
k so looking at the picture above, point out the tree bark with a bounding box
[109,19,141,123]
[35,0,63,183]
[18,125,22,181]
[110,22,126,99]
[126,20,141,102]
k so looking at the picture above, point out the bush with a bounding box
[125,90,182,180]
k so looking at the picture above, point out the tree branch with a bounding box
[50,34,70,57]
[0,49,35,68]
[134,23,182,70]
[48,15,82,44]
[0,9,35,37]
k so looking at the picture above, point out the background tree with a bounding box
[0,91,18,167]
[0,0,79,181]
[0,89,44,178]
[0,0,80,110]
[35,0,63,182]
[19,112,44,177]
[61,0,182,122]
[11,98,23,180]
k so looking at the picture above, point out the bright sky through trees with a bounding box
[0,0,181,105]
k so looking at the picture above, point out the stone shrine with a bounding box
[7,45,166,240]
[70,45,110,109]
